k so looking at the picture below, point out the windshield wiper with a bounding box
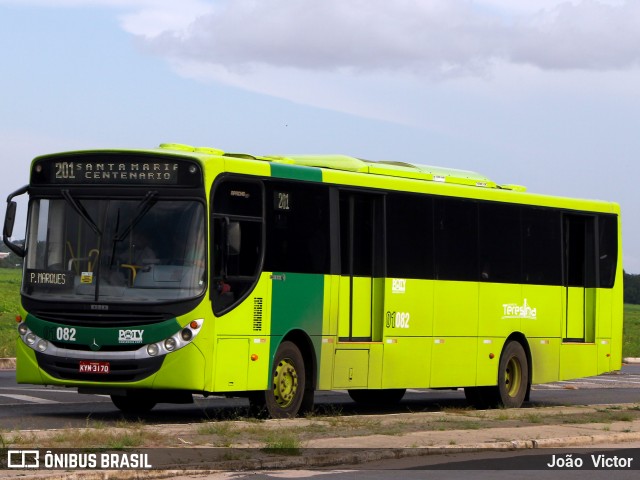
[61,190,102,236]
[112,191,158,242]
[109,191,158,270]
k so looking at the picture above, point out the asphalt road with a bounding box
[0,365,638,430]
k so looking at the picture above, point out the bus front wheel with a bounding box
[250,341,309,419]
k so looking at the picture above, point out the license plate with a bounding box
[79,361,110,374]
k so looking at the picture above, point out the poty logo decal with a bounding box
[391,279,406,293]
[118,329,144,344]
[502,298,537,320]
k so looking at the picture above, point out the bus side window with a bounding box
[598,215,618,288]
[264,182,330,274]
[434,198,478,281]
[522,208,562,286]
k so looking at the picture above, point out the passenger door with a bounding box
[563,214,597,342]
[338,192,385,342]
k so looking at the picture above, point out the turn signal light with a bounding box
[15,315,22,323]
[251,354,259,362]
[190,321,200,329]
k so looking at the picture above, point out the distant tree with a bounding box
[0,239,23,269]
[624,271,640,305]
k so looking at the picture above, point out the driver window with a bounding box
[211,179,263,315]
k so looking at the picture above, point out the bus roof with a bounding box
[156,143,527,192]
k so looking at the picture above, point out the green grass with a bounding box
[0,266,639,359]
[0,268,21,358]
[623,303,640,358]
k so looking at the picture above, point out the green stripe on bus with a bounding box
[269,273,324,377]
[270,163,322,182]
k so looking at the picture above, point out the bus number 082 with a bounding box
[56,327,77,342]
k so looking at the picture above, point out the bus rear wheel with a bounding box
[111,391,157,414]
[497,341,528,408]
[465,341,529,409]
[250,341,310,419]
[348,389,406,406]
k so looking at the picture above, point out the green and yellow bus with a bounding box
[3,143,623,417]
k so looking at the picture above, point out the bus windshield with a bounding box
[23,196,206,303]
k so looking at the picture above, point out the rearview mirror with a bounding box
[3,185,28,258]
[226,221,241,256]
[3,201,16,238]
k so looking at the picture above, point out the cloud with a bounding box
[140,0,640,76]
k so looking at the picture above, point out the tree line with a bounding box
[624,271,640,305]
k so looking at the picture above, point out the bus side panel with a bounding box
[475,337,504,386]
[433,281,478,337]
[431,281,478,387]
[382,337,431,388]
[430,337,477,387]
[152,343,206,390]
[15,341,45,385]
[318,275,339,390]
[383,279,433,338]
[529,338,561,384]
[559,343,598,380]
[211,273,273,392]
[597,289,613,339]
[608,270,624,371]
[521,285,564,338]
[478,283,522,338]
[269,272,324,381]
[381,278,432,388]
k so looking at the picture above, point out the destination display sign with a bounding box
[53,160,178,184]
[31,154,202,187]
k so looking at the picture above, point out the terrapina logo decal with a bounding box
[502,299,537,320]
[118,329,144,344]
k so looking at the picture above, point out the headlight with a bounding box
[164,337,177,351]
[147,344,159,356]
[25,333,37,345]
[36,340,48,352]
[180,328,193,341]
[18,323,29,336]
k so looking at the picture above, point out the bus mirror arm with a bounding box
[3,185,28,257]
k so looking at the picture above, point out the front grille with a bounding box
[32,310,170,327]
[36,352,164,382]
[49,341,140,352]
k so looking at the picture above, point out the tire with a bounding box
[465,341,529,409]
[111,391,157,414]
[496,341,529,408]
[251,341,309,419]
[348,389,406,406]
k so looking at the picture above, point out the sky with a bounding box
[1,0,639,271]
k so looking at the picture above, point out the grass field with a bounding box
[0,268,21,357]
[1,268,639,359]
